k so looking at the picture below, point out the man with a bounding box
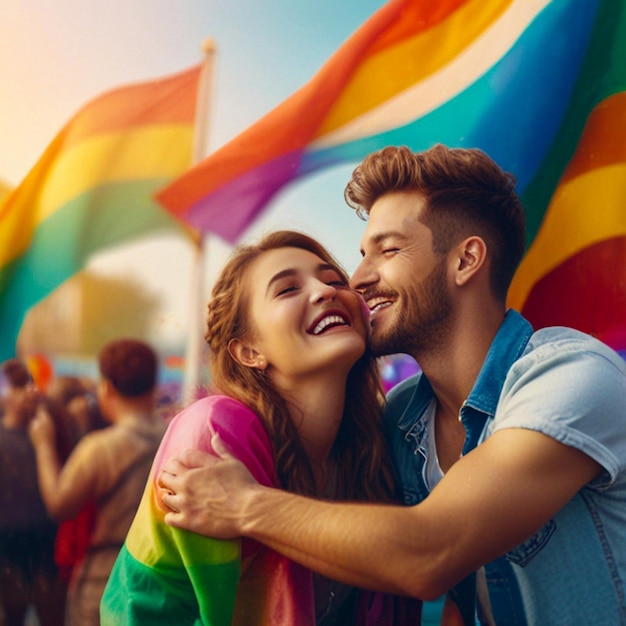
[159,145,626,625]
[29,338,165,626]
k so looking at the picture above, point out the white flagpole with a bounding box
[181,38,216,406]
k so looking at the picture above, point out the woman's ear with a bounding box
[227,339,267,370]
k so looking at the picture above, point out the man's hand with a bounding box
[158,439,261,539]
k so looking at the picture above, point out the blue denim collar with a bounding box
[460,310,534,453]
[395,310,534,439]
[463,309,534,417]
[395,374,433,433]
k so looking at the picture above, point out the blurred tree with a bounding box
[18,271,162,357]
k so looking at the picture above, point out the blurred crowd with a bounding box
[0,338,177,626]
[0,338,420,626]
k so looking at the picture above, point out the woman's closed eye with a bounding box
[327,279,348,288]
[275,283,300,297]
[320,269,348,288]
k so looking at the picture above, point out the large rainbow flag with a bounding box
[0,65,201,360]
[0,180,12,204]
[158,0,626,353]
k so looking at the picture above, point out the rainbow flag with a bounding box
[0,180,12,204]
[102,394,413,625]
[0,65,201,360]
[158,0,626,352]
[101,395,318,625]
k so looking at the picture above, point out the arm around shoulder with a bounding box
[164,425,603,600]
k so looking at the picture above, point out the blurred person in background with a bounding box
[44,375,108,585]
[46,375,107,447]
[29,339,165,626]
[0,358,68,626]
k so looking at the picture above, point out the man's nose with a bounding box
[350,258,377,292]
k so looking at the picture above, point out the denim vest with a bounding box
[385,309,626,625]
[384,310,532,624]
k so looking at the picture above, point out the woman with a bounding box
[101,231,421,625]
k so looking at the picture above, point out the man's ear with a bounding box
[99,378,115,400]
[97,379,116,421]
[454,236,487,286]
[228,339,267,370]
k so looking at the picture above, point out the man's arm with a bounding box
[160,428,601,599]
[29,405,93,520]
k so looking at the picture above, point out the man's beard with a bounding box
[369,258,452,358]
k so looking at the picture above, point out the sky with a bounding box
[0,0,388,350]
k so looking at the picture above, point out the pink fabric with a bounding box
[150,395,420,625]
[154,395,316,624]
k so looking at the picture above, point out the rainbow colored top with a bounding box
[100,395,417,625]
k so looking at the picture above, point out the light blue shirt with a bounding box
[385,310,626,625]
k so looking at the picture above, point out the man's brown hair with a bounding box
[98,339,157,398]
[345,144,526,301]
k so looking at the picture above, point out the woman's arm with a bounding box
[101,476,242,626]
[105,396,316,626]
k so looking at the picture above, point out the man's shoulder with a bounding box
[524,326,626,374]
[77,424,114,448]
